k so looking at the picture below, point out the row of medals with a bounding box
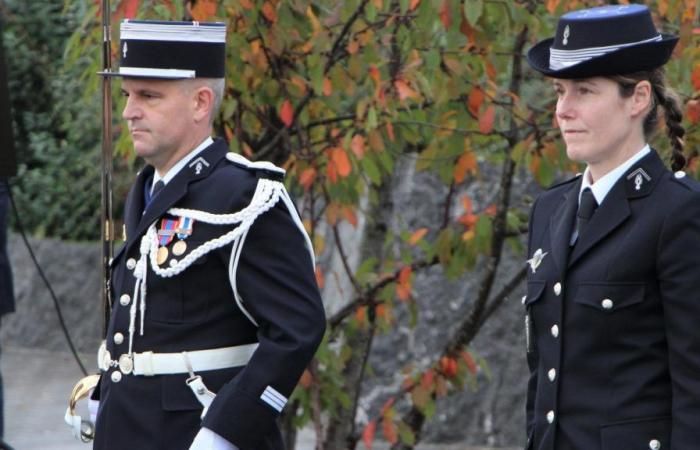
[156,221,190,265]
[157,240,188,265]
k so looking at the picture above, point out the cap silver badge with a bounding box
[563,25,570,46]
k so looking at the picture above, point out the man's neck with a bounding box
[152,129,212,177]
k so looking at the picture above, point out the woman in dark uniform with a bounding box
[523,4,700,450]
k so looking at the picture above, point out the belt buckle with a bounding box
[118,354,134,375]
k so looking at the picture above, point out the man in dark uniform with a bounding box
[85,20,326,450]
[523,5,700,450]
[0,18,17,450]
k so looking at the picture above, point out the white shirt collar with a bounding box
[151,137,214,191]
[579,144,651,206]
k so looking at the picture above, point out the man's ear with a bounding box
[630,80,652,118]
[193,85,214,124]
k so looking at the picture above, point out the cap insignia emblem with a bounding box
[563,25,570,46]
[123,42,128,58]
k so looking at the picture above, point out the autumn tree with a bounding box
[61,0,699,448]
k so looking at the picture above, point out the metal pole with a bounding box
[101,0,114,336]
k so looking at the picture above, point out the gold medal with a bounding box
[156,246,169,265]
[172,240,187,256]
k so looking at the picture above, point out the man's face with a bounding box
[120,78,197,171]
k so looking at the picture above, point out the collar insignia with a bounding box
[626,168,651,191]
[527,248,548,274]
[189,156,210,175]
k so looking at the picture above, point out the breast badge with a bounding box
[527,248,547,274]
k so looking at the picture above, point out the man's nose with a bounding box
[122,96,140,121]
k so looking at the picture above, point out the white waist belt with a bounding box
[98,342,258,376]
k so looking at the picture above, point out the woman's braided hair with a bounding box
[609,68,686,171]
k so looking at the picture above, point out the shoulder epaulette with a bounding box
[669,170,700,191]
[226,153,285,181]
[545,173,582,191]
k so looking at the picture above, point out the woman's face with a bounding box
[553,77,642,170]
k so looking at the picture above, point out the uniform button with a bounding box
[111,371,122,383]
[649,439,661,450]
[551,324,559,338]
[553,282,562,296]
[674,171,686,179]
[169,259,178,267]
[113,332,124,345]
[521,295,527,305]
[602,298,614,310]
[548,368,556,382]
[126,258,136,270]
[546,410,555,424]
[119,294,131,306]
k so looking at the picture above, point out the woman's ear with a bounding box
[630,80,653,118]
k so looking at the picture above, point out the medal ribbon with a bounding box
[176,216,194,240]
[158,218,177,246]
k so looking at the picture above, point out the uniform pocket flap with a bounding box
[600,416,670,450]
[523,281,546,306]
[573,282,645,312]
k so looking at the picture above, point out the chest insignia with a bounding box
[527,248,548,274]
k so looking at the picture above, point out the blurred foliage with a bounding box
[2,0,131,240]
[17,0,700,447]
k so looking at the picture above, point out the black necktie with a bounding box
[146,180,165,207]
[576,187,598,240]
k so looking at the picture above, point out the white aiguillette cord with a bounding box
[126,178,285,355]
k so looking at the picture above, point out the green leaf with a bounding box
[464,0,484,26]
[361,157,382,185]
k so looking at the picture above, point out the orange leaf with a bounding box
[331,148,352,178]
[190,0,217,21]
[484,204,497,216]
[381,419,399,444]
[398,266,412,284]
[439,0,451,29]
[375,303,387,320]
[460,17,476,42]
[395,79,419,100]
[380,397,395,416]
[315,266,325,289]
[369,65,381,86]
[262,1,278,22]
[351,134,366,158]
[299,369,313,388]
[408,228,428,245]
[692,64,700,91]
[362,420,377,449]
[239,0,254,9]
[323,77,333,96]
[347,39,360,54]
[373,0,383,7]
[409,0,421,10]
[687,99,700,124]
[546,0,560,13]
[342,206,358,227]
[299,167,317,191]
[467,87,484,117]
[396,266,412,301]
[460,350,478,375]
[326,161,338,184]
[478,104,496,134]
[454,151,478,183]
[280,100,294,127]
[420,369,435,389]
[461,196,473,213]
[385,122,395,142]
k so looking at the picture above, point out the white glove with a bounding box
[88,399,100,423]
[189,427,239,450]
